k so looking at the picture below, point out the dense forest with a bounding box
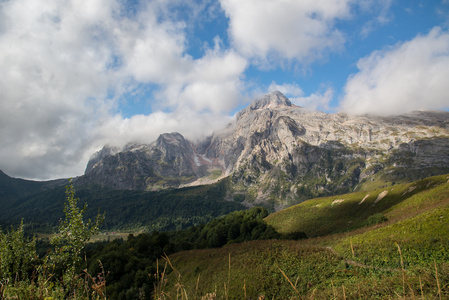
[0,177,246,233]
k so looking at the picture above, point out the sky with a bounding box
[1,0,449,180]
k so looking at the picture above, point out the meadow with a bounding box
[1,175,448,299]
[157,175,449,299]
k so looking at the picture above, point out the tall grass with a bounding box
[155,240,448,299]
[156,175,449,299]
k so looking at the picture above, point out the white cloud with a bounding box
[293,89,334,112]
[341,27,449,115]
[93,109,233,148]
[117,3,190,83]
[159,40,248,114]
[219,0,351,66]
[0,0,247,180]
[268,83,304,98]
[0,0,119,179]
[268,82,333,111]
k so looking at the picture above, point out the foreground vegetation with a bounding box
[0,180,104,299]
[156,174,449,299]
[0,181,291,299]
[1,174,449,299]
[84,207,292,299]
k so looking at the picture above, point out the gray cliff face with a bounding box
[85,145,121,174]
[80,132,198,190]
[81,91,449,209]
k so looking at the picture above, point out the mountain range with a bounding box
[1,91,449,230]
[77,91,449,210]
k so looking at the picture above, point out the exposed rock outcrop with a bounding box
[79,91,449,209]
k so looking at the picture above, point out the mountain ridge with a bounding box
[77,91,449,209]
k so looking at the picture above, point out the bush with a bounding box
[0,179,104,299]
[362,213,388,227]
[0,220,36,282]
[280,231,308,240]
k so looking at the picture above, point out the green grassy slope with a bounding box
[159,174,449,299]
[264,174,449,237]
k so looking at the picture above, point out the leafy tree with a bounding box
[1,179,105,299]
[0,220,36,282]
[48,179,104,291]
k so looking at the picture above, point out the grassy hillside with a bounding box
[157,174,449,299]
[264,174,449,237]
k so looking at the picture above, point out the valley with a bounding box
[1,91,449,299]
[158,174,449,299]
[1,171,448,298]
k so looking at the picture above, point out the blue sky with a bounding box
[1,0,449,180]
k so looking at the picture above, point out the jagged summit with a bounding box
[249,90,292,110]
[85,145,121,174]
[236,91,292,120]
[156,132,187,147]
[79,91,449,209]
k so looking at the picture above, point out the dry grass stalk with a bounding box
[243,279,246,299]
[224,282,227,300]
[277,265,303,299]
[227,253,231,300]
[195,274,200,300]
[419,275,424,300]
[331,280,336,299]
[397,244,406,299]
[350,240,355,258]
[407,282,416,300]
[435,260,441,300]
[201,292,216,300]
[82,260,107,300]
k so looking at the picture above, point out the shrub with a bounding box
[0,220,36,283]
[362,213,388,227]
[0,179,104,299]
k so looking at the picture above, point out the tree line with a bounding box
[1,181,306,299]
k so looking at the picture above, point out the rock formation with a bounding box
[80,91,449,209]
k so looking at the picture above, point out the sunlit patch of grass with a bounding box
[265,175,449,238]
[156,174,449,299]
[159,236,449,299]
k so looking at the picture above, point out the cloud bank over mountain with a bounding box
[0,0,448,179]
[341,27,449,115]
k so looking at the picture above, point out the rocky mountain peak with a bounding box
[80,91,449,209]
[249,90,292,110]
[156,132,187,148]
[85,145,121,174]
[236,90,292,120]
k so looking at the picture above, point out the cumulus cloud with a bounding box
[0,0,246,180]
[0,0,120,179]
[268,82,333,111]
[93,109,233,148]
[341,27,449,115]
[158,39,247,114]
[0,0,415,181]
[219,0,351,66]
